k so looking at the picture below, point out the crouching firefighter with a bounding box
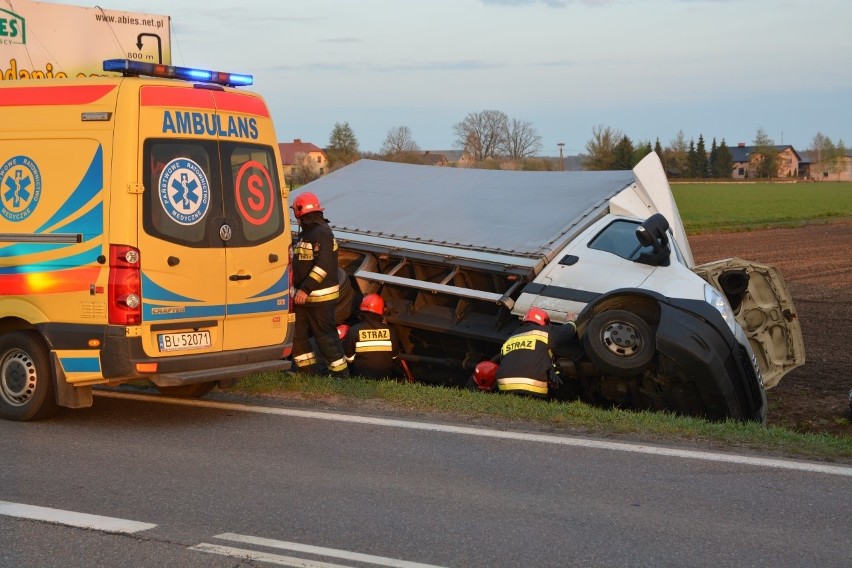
[291,191,349,376]
[343,293,402,379]
[490,307,577,398]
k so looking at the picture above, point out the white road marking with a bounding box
[214,532,446,568]
[96,390,852,477]
[192,543,354,568]
[0,500,156,533]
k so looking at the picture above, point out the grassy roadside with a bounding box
[230,373,852,462]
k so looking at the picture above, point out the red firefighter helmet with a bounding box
[523,307,550,326]
[473,361,499,392]
[359,293,385,316]
[291,191,324,218]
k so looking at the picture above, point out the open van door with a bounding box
[694,258,805,388]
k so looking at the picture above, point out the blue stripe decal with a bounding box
[59,202,104,237]
[0,204,104,260]
[227,296,288,315]
[141,272,202,303]
[143,297,287,321]
[249,267,289,299]
[0,243,101,274]
[37,146,104,233]
[61,357,101,373]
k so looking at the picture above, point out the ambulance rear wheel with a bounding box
[584,310,654,377]
[0,331,58,421]
[155,382,216,398]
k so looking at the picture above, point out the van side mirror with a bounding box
[635,213,671,266]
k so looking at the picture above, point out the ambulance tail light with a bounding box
[108,245,142,326]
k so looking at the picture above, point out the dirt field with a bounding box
[689,220,852,438]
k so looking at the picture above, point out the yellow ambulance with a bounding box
[0,59,294,421]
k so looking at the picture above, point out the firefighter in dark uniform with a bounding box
[493,307,576,397]
[343,293,401,379]
[291,191,348,376]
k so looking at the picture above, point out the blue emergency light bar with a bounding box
[102,59,253,87]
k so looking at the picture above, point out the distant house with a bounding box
[420,149,475,167]
[421,151,450,166]
[729,143,802,179]
[278,139,327,184]
[805,153,852,181]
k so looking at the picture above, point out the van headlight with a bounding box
[704,284,737,333]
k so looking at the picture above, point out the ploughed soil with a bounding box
[689,220,852,438]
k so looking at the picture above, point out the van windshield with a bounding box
[143,140,283,248]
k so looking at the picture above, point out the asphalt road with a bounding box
[1,390,850,568]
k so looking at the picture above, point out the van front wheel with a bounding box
[0,332,58,421]
[583,310,654,377]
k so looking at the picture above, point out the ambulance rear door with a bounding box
[137,86,228,358]
[135,85,288,357]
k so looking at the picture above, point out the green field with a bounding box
[672,181,852,233]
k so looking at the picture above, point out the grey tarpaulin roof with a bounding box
[292,159,636,262]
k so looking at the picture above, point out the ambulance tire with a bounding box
[155,382,216,398]
[583,310,654,377]
[0,331,58,421]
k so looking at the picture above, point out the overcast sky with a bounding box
[42,0,852,155]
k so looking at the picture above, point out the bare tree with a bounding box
[831,139,847,179]
[809,131,834,179]
[583,124,623,170]
[751,127,778,178]
[380,126,420,157]
[293,152,319,185]
[502,118,542,159]
[665,130,689,176]
[453,110,508,162]
[810,131,831,163]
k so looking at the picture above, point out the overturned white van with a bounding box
[293,153,805,422]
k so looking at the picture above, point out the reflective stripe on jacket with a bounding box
[293,214,340,304]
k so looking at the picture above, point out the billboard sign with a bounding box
[1,0,170,80]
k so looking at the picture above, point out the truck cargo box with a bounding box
[292,154,804,422]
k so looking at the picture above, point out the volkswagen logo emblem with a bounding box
[219,224,232,241]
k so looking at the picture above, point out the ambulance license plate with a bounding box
[157,331,211,352]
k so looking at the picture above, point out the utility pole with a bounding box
[557,142,565,171]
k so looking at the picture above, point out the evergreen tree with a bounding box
[713,140,733,178]
[686,139,698,178]
[326,121,360,170]
[709,137,718,178]
[613,135,635,170]
[654,138,664,163]
[695,134,709,178]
